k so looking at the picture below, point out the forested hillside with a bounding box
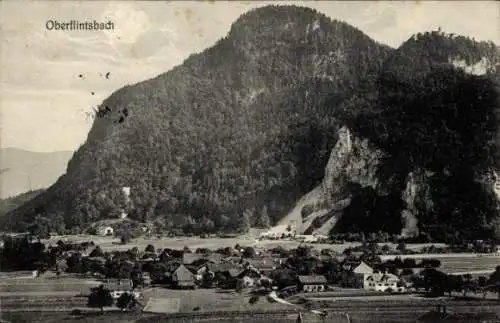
[335,31,500,241]
[5,5,391,233]
[6,6,500,241]
[0,190,44,228]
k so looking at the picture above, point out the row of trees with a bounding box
[412,267,500,300]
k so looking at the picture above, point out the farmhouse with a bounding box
[103,279,139,299]
[364,273,403,292]
[297,275,327,293]
[171,264,196,289]
[244,258,276,274]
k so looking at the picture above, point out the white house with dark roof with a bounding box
[363,273,403,292]
[297,275,327,293]
[102,279,140,299]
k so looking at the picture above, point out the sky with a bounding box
[1,0,499,153]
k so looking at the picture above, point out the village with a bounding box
[1,220,500,321]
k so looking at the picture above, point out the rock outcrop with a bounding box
[322,126,383,202]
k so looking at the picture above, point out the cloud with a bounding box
[101,3,151,45]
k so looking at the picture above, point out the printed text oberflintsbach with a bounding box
[46,20,114,31]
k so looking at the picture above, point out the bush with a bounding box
[88,285,113,312]
[145,244,155,253]
[116,292,137,311]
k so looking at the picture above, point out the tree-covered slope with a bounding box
[0,189,44,229]
[7,11,500,242]
[332,32,500,241]
[6,5,392,233]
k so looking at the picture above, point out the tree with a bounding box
[55,261,68,277]
[88,285,113,313]
[145,244,155,253]
[259,206,271,228]
[488,265,500,302]
[381,244,391,254]
[396,241,407,254]
[116,292,138,312]
[89,246,104,258]
[243,247,256,258]
[28,215,51,239]
[120,232,133,244]
[235,278,244,294]
[131,266,144,288]
[240,209,251,233]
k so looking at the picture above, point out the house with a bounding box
[171,264,196,289]
[297,275,327,293]
[97,226,114,236]
[102,279,139,299]
[222,256,242,264]
[142,272,152,286]
[364,273,403,292]
[205,263,245,289]
[182,253,204,265]
[244,258,276,275]
[259,224,295,240]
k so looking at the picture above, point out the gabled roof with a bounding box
[245,258,276,270]
[206,254,222,264]
[182,253,222,265]
[228,268,245,278]
[182,253,205,265]
[207,262,241,273]
[298,275,327,285]
[353,261,374,274]
[86,256,107,263]
[173,264,194,281]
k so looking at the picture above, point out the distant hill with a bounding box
[6,6,500,241]
[0,148,73,198]
[0,189,45,227]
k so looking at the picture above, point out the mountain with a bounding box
[0,148,73,198]
[6,6,500,241]
[4,5,391,233]
[323,32,500,241]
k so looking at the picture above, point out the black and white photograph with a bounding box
[1,1,499,322]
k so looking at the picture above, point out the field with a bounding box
[436,255,500,274]
[141,288,291,313]
[43,234,448,254]
[380,254,500,275]
[0,273,101,295]
[0,310,412,323]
